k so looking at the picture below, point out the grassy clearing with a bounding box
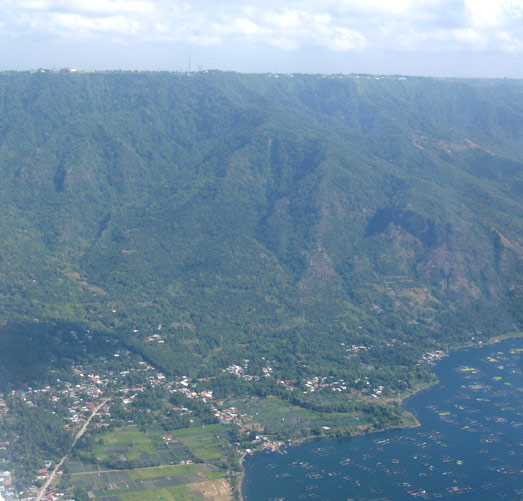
[92,427,156,459]
[204,470,227,481]
[115,484,200,500]
[170,423,225,438]
[128,464,199,480]
[190,446,222,461]
[94,427,147,447]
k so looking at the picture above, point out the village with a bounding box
[0,331,275,500]
[0,328,413,501]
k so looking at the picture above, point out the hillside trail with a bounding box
[36,397,110,501]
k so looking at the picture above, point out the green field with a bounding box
[204,470,227,481]
[128,464,199,480]
[170,424,228,462]
[170,423,225,438]
[226,396,370,437]
[64,460,227,500]
[93,428,157,461]
[89,424,229,467]
[63,424,231,500]
[105,484,200,500]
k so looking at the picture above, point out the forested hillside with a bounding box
[0,70,521,385]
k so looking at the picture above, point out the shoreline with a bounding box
[235,386,428,500]
[238,331,522,499]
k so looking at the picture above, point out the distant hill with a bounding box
[0,71,521,382]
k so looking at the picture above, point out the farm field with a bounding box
[63,424,232,500]
[170,424,227,463]
[225,396,373,437]
[87,423,229,467]
[65,463,229,500]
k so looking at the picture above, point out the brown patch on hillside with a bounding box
[423,244,481,298]
[411,134,427,150]
[493,228,522,255]
[302,246,336,287]
[63,269,108,295]
[438,139,480,154]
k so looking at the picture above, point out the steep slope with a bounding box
[0,71,521,382]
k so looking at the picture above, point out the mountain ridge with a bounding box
[0,71,521,384]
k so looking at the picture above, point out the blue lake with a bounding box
[242,338,523,500]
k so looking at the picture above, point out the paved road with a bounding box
[36,397,111,500]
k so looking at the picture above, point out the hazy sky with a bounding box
[1,0,523,77]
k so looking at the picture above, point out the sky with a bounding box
[1,0,523,77]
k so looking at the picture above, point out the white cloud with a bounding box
[263,10,302,30]
[324,27,367,51]
[465,0,523,27]
[1,0,522,56]
[496,30,523,52]
[233,18,265,36]
[51,12,141,35]
[303,0,451,18]
[266,37,299,50]
[15,0,154,15]
[453,28,485,45]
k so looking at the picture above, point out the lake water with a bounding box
[242,338,523,500]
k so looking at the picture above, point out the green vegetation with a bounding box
[170,424,229,463]
[78,422,230,471]
[115,485,200,501]
[66,465,213,500]
[204,470,227,480]
[226,395,410,441]
[1,393,72,487]
[128,464,199,480]
[0,72,520,388]
[62,423,232,500]
[0,70,521,497]
[91,427,155,461]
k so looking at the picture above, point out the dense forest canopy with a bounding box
[0,70,521,384]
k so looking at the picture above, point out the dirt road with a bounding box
[36,397,110,500]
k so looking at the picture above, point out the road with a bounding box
[36,397,110,501]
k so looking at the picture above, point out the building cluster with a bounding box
[220,350,393,398]
[224,359,275,381]
[0,339,272,498]
[341,342,371,359]
[28,68,78,74]
[421,350,447,366]
[0,327,432,499]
